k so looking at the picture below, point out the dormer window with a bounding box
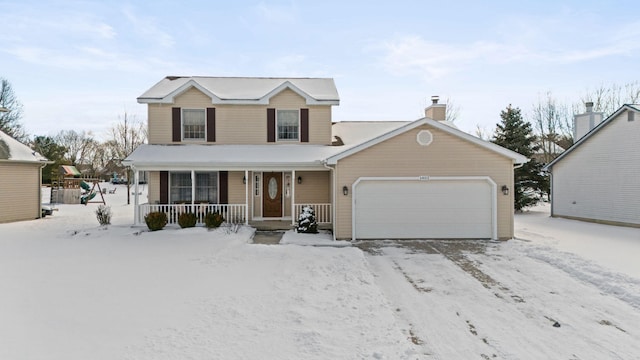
[277,110,299,141]
[182,109,206,140]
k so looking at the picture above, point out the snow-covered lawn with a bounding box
[0,186,638,359]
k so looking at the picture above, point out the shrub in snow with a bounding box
[296,206,318,233]
[204,212,224,229]
[178,212,197,228]
[95,205,112,226]
[145,211,168,231]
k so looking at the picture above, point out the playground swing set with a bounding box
[50,165,107,206]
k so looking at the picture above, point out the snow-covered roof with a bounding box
[122,144,344,171]
[0,130,48,163]
[326,118,529,165]
[543,104,640,171]
[534,141,565,154]
[125,118,528,169]
[331,121,411,147]
[137,76,340,106]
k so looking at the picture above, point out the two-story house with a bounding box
[124,76,527,240]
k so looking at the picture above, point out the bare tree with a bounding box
[576,81,640,117]
[105,112,147,204]
[56,130,96,165]
[0,78,28,142]
[530,92,572,163]
[474,124,491,140]
[444,97,461,122]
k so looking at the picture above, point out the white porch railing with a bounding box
[138,203,247,225]
[293,203,332,224]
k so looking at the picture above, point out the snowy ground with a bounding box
[0,185,638,359]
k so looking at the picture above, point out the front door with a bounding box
[263,172,282,217]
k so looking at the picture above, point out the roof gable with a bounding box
[325,118,528,165]
[137,76,340,106]
[543,104,639,171]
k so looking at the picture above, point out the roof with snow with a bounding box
[0,130,48,163]
[125,118,528,170]
[543,104,640,171]
[137,76,340,106]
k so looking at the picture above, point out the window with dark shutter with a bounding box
[300,108,309,142]
[172,108,181,142]
[267,108,276,142]
[207,108,216,142]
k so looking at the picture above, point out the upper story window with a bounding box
[277,110,299,141]
[182,109,206,140]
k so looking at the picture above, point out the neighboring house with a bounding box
[124,76,527,240]
[0,130,49,223]
[543,104,640,227]
[532,138,565,165]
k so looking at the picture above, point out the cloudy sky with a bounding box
[1,0,638,139]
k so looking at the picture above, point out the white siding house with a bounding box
[544,104,640,227]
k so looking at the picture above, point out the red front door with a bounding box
[262,172,282,217]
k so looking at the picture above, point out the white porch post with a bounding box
[291,170,296,225]
[244,170,249,225]
[134,169,140,225]
[191,170,196,211]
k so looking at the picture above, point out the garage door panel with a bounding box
[354,179,493,239]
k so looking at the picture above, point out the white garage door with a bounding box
[354,179,494,239]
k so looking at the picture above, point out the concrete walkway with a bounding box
[252,231,284,245]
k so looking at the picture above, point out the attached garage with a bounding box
[353,177,496,239]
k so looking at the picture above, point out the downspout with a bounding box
[323,161,336,241]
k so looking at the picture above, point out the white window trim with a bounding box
[181,108,207,142]
[276,109,300,142]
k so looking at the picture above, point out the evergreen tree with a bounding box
[31,136,67,184]
[296,206,318,233]
[492,105,548,211]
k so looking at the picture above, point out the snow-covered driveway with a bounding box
[2,189,640,359]
[359,239,640,359]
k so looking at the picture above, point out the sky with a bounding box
[1,0,639,140]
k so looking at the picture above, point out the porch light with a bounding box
[501,185,509,195]
[342,185,349,196]
[243,175,246,184]
[297,176,302,184]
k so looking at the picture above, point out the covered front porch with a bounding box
[130,168,333,228]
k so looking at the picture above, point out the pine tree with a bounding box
[492,105,548,211]
[296,206,318,233]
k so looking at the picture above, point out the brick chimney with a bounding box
[425,95,446,121]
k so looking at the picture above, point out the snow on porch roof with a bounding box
[123,144,344,170]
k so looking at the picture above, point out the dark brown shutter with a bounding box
[206,107,216,142]
[219,171,228,204]
[300,108,309,142]
[160,171,169,204]
[172,107,181,142]
[267,108,276,142]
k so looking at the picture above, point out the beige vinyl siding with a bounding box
[334,124,514,240]
[294,171,330,204]
[147,88,332,145]
[227,171,247,204]
[147,171,160,204]
[0,162,41,223]
[551,110,640,225]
